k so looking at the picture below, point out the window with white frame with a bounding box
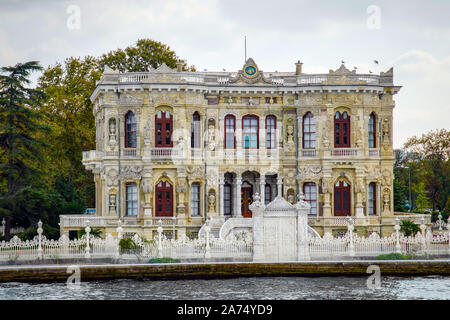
[126,183,138,216]
[303,182,317,215]
[190,182,200,216]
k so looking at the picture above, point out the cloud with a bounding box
[392,50,450,147]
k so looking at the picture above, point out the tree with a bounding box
[404,129,450,161]
[414,182,431,212]
[99,38,191,72]
[403,129,450,211]
[37,38,191,215]
[400,220,420,237]
[0,61,50,239]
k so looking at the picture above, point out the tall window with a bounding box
[224,183,232,215]
[155,180,173,216]
[334,180,351,216]
[266,115,276,149]
[191,112,201,148]
[303,182,317,215]
[125,111,137,148]
[190,183,200,216]
[243,115,259,149]
[224,115,236,149]
[155,110,173,147]
[334,111,350,148]
[368,113,376,148]
[126,183,138,216]
[303,112,316,149]
[368,182,377,215]
[264,184,272,205]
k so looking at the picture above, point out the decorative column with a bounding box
[235,177,242,217]
[249,193,265,262]
[259,175,265,205]
[295,193,311,261]
[394,218,401,253]
[355,175,365,218]
[347,218,355,257]
[219,178,225,216]
[277,177,283,198]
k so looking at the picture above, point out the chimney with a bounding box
[295,60,303,75]
[176,59,185,72]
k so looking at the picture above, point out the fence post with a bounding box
[37,220,43,260]
[157,219,163,258]
[1,218,5,237]
[347,218,355,257]
[419,217,427,254]
[447,223,450,255]
[438,213,443,231]
[204,219,211,260]
[394,218,401,253]
[116,220,123,259]
[85,220,91,259]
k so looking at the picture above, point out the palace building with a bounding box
[59,58,401,239]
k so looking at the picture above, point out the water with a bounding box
[0,276,449,300]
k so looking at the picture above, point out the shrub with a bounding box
[400,220,420,236]
[375,253,408,260]
[78,227,103,239]
[119,237,138,251]
[148,257,180,263]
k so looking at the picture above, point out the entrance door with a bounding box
[155,180,173,217]
[334,180,351,216]
[241,181,253,218]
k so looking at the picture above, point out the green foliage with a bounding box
[393,170,408,212]
[414,182,431,211]
[400,220,420,237]
[148,257,180,264]
[445,197,450,215]
[430,211,449,223]
[119,237,138,251]
[78,227,103,239]
[375,253,409,260]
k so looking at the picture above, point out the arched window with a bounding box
[303,112,316,149]
[125,182,138,216]
[190,182,200,216]
[224,115,236,149]
[334,180,351,216]
[303,182,317,215]
[242,115,259,149]
[191,112,201,148]
[155,180,173,216]
[368,113,376,148]
[125,111,137,148]
[368,182,377,215]
[266,115,276,149]
[155,110,173,147]
[334,111,350,148]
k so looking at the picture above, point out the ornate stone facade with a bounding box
[60,58,401,239]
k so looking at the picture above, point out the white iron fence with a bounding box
[0,219,449,263]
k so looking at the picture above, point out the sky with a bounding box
[0,0,449,148]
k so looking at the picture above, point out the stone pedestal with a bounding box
[143,205,153,217]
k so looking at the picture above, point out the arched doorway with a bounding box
[155,180,173,217]
[334,180,351,216]
[241,180,253,218]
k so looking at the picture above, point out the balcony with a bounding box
[150,148,179,160]
[301,149,317,157]
[332,148,359,157]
